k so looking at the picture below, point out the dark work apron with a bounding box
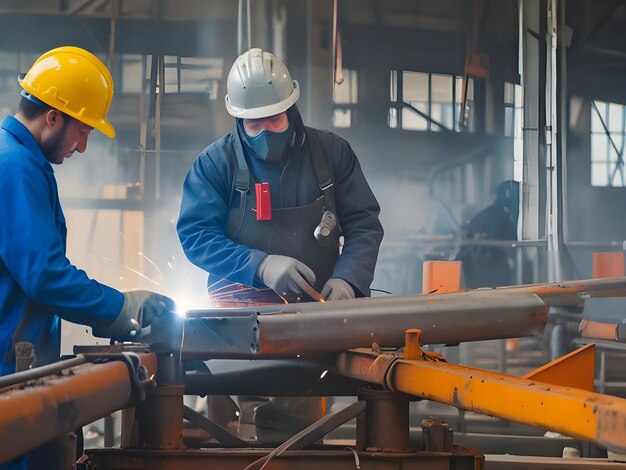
[227,194,338,295]
[222,127,340,300]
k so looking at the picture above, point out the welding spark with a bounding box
[320,370,328,380]
[137,251,166,278]
[172,302,189,318]
[100,256,162,288]
[205,278,289,307]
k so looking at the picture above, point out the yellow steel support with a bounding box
[385,346,626,454]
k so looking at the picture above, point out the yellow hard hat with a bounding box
[18,46,115,138]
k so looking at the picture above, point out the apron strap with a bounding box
[305,127,337,216]
[230,131,250,237]
[232,132,250,194]
[230,126,338,231]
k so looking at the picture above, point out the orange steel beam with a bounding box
[337,343,626,455]
[0,353,157,464]
[388,352,626,454]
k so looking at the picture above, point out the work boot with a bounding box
[253,396,324,442]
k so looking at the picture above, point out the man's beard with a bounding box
[41,121,69,164]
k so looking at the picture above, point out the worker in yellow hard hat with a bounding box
[0,47,176,469]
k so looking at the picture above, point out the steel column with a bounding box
[135,385,185,450]
[356,389,410,452]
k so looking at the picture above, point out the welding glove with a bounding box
[256,254,318,299]
[92,290,176,342]
[321,278,355,301]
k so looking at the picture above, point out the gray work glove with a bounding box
[321,278,355,301]
[92,290,176,342]
[256,254,318,299]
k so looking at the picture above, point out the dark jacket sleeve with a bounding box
[0,160,123,329]
[323,133,384,296]
[176,143,267,287]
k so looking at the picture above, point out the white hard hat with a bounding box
[225,48,300,119]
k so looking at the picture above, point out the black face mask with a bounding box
[239,118,294,164]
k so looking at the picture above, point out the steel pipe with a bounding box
[0,355,87,389]
[182,277,626,359]
[499,276,626,306]
[184,359,358,396]
[183,291,547,359]
[0,353,156,464]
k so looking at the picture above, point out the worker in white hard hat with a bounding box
[177,48,383,439]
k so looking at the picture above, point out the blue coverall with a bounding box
[0,115,124,375]
[177,114,384,297]
[0,115,125,469]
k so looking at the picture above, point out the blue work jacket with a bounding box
[0,116,124,376]
[177,117,384,297]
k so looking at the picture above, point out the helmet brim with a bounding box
[225,81,300,119]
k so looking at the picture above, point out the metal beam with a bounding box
[498,276,626,305]
[337,345,626,455]
[0,353,157,464]
[520,0,543,243]
[182,290,548,359]
[182,277,626,360]
[184,359,358,396]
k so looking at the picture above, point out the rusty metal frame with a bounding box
[0,353,157,464]
[84,446,483,469]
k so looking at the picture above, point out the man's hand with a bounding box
[321,278,355,301]
[92,290,176,341]
[256,255,318,299]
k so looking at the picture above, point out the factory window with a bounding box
[333,68,358,128]
[0,51,21,115]
[388,70,475,132]
[505,82,524,181]
[591,100,626,187]
[121,55,222,99]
